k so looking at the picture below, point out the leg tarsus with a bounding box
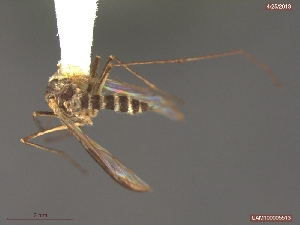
[110,49,283,89]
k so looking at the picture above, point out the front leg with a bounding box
[21,121,88,174]
[33,111,56,131]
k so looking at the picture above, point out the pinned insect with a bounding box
[21,50,282,192]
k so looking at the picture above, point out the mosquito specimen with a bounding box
[21,50,283,192]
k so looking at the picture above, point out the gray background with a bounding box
[1,1,299,224]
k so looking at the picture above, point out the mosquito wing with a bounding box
[58,112,152,192]
[103,78,184,121]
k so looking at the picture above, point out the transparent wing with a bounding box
[103,78,184,121]
[58,112,152,192]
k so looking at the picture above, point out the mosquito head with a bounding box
[46,77,72,97]
[45,77,92,123]
[45,78,75,111]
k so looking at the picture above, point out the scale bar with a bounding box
[7,218,73,220]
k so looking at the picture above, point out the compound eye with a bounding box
[60,85,74,101]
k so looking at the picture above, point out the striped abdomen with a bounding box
[85,94,150,114]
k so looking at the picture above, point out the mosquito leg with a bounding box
[92,55,114,95]
[111,49,283,89]
[94,55,184,104]
[33,111,56,131]
[21,122,88,174]
[43,130,73,143]
[91,56,101,78]
[33,111,79,142]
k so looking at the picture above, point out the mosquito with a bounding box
[21,50,283,192]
